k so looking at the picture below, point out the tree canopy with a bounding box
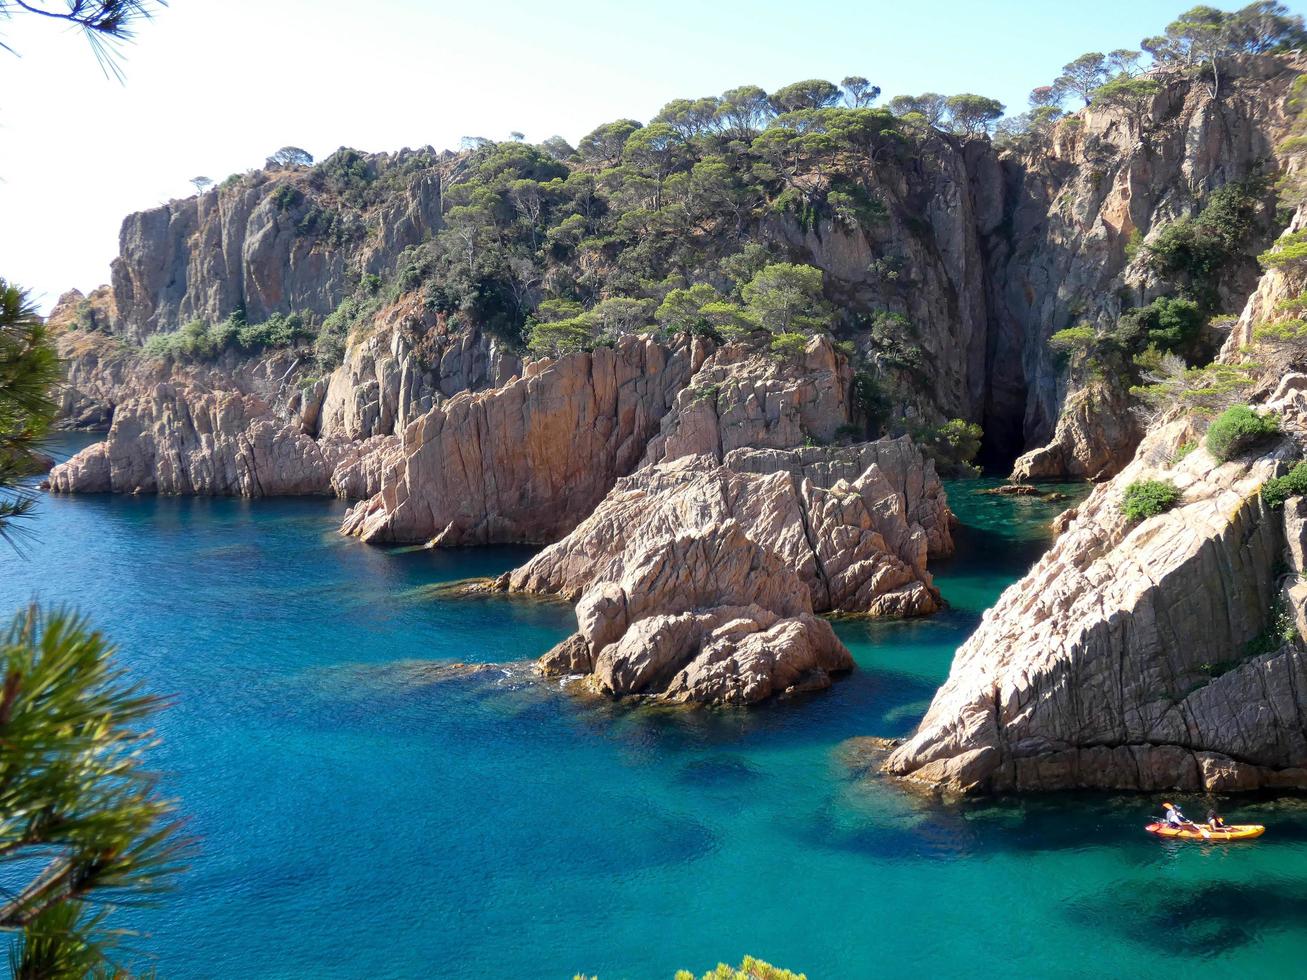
[266,145,314,169]
[0,0,163,77]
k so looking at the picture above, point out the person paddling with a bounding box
[1207,809,1228,830]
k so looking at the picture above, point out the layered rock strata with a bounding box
[885,417,1307,794]
[341,336,703,545]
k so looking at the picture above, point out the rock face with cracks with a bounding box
[886,417,1307,794]
[519,436,950,704]
[508,446,945,617]
[341,335,702,545]
[538,522,854,704]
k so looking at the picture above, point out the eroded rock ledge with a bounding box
[885,414,1307,795]
[341,335,703,545]
[510,435,951,703]
[538,522,854,704]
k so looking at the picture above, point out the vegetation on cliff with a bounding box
[1121,478,1182,521]
[1205,403,1281,460]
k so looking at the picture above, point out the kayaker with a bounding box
[1207,810,1227,830]
[1162,802,1190,828]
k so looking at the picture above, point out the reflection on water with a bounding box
[6,453,1307,978]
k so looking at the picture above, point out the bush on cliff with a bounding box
[910,418,984,477]
[1262,461,1307,508]
[142,311,315,363]
[1258,228,1307,271]
[1205,404,1280,461]
[674,957,806,980]
[1117,296,1204,357]
[1130,352,1256,420]
[1146,177,1266,307]
[1121,478,1181,522]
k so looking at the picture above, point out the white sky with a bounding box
[2,0,1301,313]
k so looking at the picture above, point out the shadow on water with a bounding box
[799,786,1307,865]
[1071,880,1307,957]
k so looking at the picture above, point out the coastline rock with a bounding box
[885,419,1305,794]
[507,446,943,617]
[47,383,337,496]
[1010,379,1142,483]
[539,522,854,704]
[46,384,398,499]
[641,335,853,466]
[341,335,701,545]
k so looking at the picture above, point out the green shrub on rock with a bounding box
[1122,479,1181,522]
[1205,405,1280,462]
[768,331,809,359]
[1261,461,1307,509]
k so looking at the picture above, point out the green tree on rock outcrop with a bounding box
[740,263,832,335]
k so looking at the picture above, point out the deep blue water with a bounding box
[6,438,1307,978]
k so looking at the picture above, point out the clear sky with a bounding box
[1,0,1302,313]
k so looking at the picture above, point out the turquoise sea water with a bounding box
[5,438,1307,979]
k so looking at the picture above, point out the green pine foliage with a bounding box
[1261,461,1307,508]
[0,604,189,976]
[1122,479,1182,522]
[1205,404,1280,461]
[0,280,60,538]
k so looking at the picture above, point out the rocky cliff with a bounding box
[341,335,702,544]
[52,57,1304,481]
[110,149,447,340]
[885,417,1304,794]
[992,56,1300,475]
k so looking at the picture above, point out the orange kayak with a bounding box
[1145,821,1265,841]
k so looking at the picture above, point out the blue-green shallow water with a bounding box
[6,441,1307,979]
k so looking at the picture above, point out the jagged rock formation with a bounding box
[110,150,446,340]
[507,447,943,617]
[886,407,1307,794]
[1010,380,1142,482]
[46,383,383,497]
[342,335,704,544]
[724,439,954,558]
[538,522,854,704]
[509,424,950,701]
[317,298,520,440]
[640,336,855,466]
